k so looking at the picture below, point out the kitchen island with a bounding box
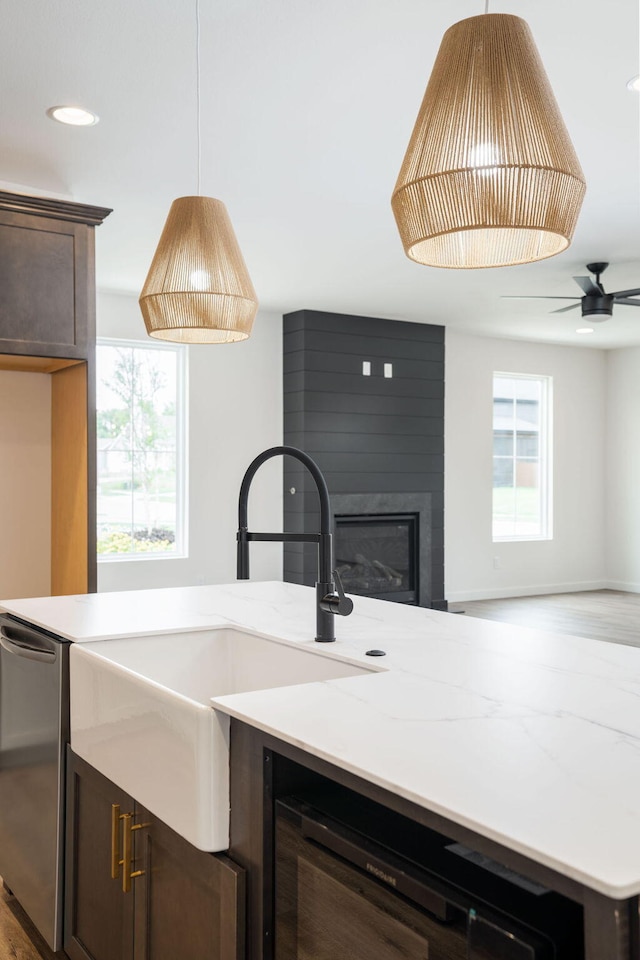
[2,580,639,959]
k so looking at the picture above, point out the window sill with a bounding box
[97,552,188,563]
[492,535,553,543]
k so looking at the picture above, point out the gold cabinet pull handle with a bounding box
[121,813,146,894]
[111,804,122,880]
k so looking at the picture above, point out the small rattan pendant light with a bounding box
[391,12,586,269]
[139,0,258,342]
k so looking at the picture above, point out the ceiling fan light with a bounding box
[581,293,614,319]
[392,14,586,269]
[139,196,258,343]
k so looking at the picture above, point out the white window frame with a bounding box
[492,372,553,543]
[96,337,188,562]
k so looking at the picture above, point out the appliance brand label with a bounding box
[366,862,397,887]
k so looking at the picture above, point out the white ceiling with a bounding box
[2,0,639,348]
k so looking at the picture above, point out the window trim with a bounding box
[492,371,553,543]
[96,337,189,562]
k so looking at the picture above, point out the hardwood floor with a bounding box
[449,589,640,647]
[0,882,60,960]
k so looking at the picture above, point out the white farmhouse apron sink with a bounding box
[70,627,376,851]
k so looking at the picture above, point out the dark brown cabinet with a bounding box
[0,191,111,596]
[0,191,110,360]
[64,750,134,960]
[65,749,245,960]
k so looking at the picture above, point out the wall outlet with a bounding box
[493,556,501,570]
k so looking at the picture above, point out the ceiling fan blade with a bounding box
[611,288,640,298]
[573,276,602,296]
[613,298,640,307]
[501,296,580,300]
[551,303,582,314]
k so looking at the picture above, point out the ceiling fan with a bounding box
[503,262,640,321]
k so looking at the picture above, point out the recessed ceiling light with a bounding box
[627,75,640,92]
[576,327,595,334]
[46,105,99,126]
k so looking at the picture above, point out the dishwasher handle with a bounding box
[0,626,58,663]
[301,812,452,922]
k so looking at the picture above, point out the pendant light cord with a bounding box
[484,0,489,11]
[196,0,202,195]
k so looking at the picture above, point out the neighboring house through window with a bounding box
[492,373,552,541]
[96,338,187,559]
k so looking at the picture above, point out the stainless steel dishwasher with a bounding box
[0,613,69,951]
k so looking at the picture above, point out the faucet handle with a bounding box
[330,569,354,617]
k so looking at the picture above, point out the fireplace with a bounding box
[331,493,432,607]
[283,310,445,608]
[335,514,418,603]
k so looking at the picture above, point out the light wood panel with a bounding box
[449,590,640,647]
[0,880,59,960]
[0,370,51,598]
[0,356,80,374]
[51,362,88,596]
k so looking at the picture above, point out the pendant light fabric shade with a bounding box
[391,14,586,269]
[139,196,259,343]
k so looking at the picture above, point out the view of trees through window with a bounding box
[492,373,551,541]
[96,340,186,558]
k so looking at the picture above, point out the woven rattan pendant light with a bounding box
[139,1,258,342]
[139,196,258,343]
[391,13,586,269]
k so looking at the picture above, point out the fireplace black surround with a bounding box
[282,310,445,609]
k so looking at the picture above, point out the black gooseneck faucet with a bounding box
[237,445,353,642]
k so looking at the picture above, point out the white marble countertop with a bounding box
[0,585,231,640]
[4,580,640,898]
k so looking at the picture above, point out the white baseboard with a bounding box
[446,580,610,603]
[602,580,640,595]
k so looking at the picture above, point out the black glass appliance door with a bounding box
[275,805,466,960]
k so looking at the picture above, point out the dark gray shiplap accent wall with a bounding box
[283,309,445,608]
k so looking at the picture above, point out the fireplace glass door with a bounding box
[334,513,418,603]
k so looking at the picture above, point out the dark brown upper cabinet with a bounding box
[0,191,111,359]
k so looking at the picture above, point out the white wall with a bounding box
[445,330,607,602]
[0,370,51,598]
[605,347,640,591]
[96,292,283,592]
[93,299,622,601]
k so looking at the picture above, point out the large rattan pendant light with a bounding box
[391,12,586,269]
[139,0,258,342]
